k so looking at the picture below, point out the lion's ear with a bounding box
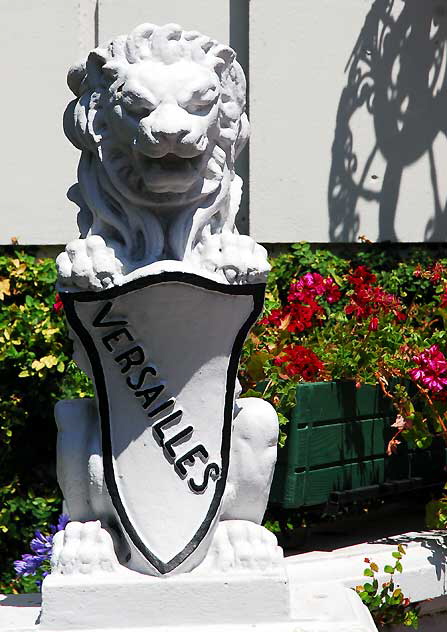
[85,48,110,87]
[67,61,87,96]
[235,112,250,160]
[213,45,236,73]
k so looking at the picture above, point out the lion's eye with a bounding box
[185,101,214,115]
[127,104,154,117]
[122,97,155,118]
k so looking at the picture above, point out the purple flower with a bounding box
[13,514,70,585]
[14,554,46,577]
[30,531,53,556]
[57,514,70,532]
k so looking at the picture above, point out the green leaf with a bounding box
[384,565,395,574]
[363,568,374,577]
[240,388,263,399]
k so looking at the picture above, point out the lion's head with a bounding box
[64,24,249,269]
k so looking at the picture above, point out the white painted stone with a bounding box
[0,594,41,632]
[286,530,447,605]
[41,570,291,629]
[1,568,376,632]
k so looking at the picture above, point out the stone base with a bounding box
[0,566,377,632]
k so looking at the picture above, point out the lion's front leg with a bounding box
[54,398,102,523]
[222,397,279,523]
[196,397,283,573]
[54,398,131,567]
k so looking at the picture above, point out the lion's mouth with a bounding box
[159,153,198,170]
[137,152,204,173]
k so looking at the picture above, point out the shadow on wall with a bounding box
[328,0,447,242]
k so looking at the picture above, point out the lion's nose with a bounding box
[145,104,191,144]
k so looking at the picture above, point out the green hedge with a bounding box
[0,249,92,593]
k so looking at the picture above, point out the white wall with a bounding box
[97,0,229,47]
[0,0,90,245]
[249,0,447,243]
[0,0,230,246]
[2,0,446,245]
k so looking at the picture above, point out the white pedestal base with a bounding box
[0,566,377,632]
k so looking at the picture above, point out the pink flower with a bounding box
[409,345,447,393]
[387,438,401,456]
[391,415,413,431]
[323,277,341,303]
[288,272,326,301]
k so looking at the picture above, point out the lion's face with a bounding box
[105,58,222,194]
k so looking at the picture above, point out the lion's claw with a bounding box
[51,520,125,575]
[192,230,270,285]
[56,236,123,291]
[194,520,284,573]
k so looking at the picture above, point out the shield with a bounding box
[62,272,264,575]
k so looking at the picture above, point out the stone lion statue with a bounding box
[56,22,269,289]
[53,23,280,579]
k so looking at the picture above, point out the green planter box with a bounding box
[270,381,446,510]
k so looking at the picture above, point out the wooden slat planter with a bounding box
[269,381,446,510]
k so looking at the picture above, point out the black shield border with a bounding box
[61,272,265,575]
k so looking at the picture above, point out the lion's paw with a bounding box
[194,520,284,574]
[193,230,270,284]
[51,521,125,575]
[56,236,123,291]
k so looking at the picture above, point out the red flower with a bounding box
[344,266,404,326]
[53,293,64,313]
[263,272,340,334]
[260,308,284,327]
[413,262,445,284]
[274,345,324,381]
[286,300,324,333]
[431,262,444,284]
[440,286,447,308]
[347,265,376,288]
